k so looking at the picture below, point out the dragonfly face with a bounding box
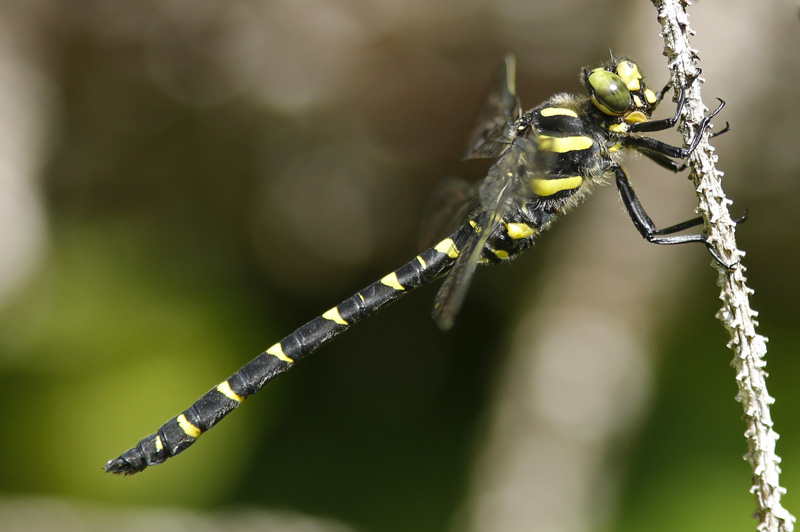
[584,59,660,126]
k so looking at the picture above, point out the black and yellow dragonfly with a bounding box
[106,54,725,475]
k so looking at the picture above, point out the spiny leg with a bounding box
[637,147,693,173]
[634,121,731,172]
[624,98,725,166]
[650,68,705,110]
[629,69,703,133]
[629,81,686,133]
[613,166,732,266]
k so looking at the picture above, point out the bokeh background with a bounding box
[0,0,798,531]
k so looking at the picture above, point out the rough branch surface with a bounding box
[650,1,795,531]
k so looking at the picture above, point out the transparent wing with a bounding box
[431,205,497,331]
[432,136,542,330]
[462,54,522,160]
[418,177,478,250]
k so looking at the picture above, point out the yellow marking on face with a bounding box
[492,249,510,260]
[217,381,245,403]
[616,61,641,90]
[633,95,643,107]
[540,107,578,118]
[644,88,657,104]
[531,175,583,197]
[177,414,201,439]
[358,293,365,302]
[416,255,427,269]
[468,220,477,228]
[506,222,535,240]
[322,307,348,326]
[434,238,460,259]
[624,111,647,124]
[381,272,405,291]
[267,342,293,363]
[154,435,164,452]
[609,123,628,133]
[539,135,593,153]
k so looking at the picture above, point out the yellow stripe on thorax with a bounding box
[491,249,510,260]
[322,307,348,326]
[381,272,405,291]
[540,107,578,118]
[505,222,536,240]
[267,342,293,363]
[531,175,583,197]
[176,414,202,438]
[217,381,245,403]
[539,135,593,153]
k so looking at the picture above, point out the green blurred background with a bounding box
[0,1,798,531]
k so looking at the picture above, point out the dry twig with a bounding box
[650,1,795,531]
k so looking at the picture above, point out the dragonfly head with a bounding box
[583,57,658,127]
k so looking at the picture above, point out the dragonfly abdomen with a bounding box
[104,226,473,475]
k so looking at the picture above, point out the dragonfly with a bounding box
[105,54,727,475]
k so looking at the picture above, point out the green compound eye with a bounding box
[588,68,631,115]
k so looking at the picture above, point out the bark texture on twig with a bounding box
[650,1,795,531]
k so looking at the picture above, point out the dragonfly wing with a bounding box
[431,208,494,331]
[418,177,478,250]
[432,139,539,330]
[462,54,522,160]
